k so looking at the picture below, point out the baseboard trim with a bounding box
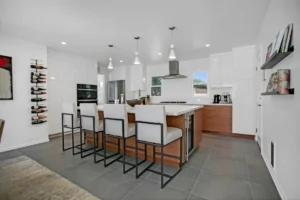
[0,138,49,153]
[261,153,287,200]
[49,131,80,139]
[203,130,255,139]
[49,132,63,139]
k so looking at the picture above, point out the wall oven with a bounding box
[77,84,98,106]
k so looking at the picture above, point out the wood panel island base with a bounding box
[85,105,203,167]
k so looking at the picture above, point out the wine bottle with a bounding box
[31,72,46,76]
[31,80,46,83]
[31,109,48,113]
[31,76,46,80]
[31,105,47,109]
[32,120,47,125]
[31,91,47,95]
[31,65,47,69]
[32,116,47,120]
[31,98,46,102]
[31,87,46,91]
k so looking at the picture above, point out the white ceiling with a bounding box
[0,0,270,66]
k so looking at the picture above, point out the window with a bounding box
[193,72,208,95]
[151,76,161,96]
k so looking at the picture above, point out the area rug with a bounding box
[0,156,100,200]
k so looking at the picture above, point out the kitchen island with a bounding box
[85,105,203,167]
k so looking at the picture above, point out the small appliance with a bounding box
[213,95,221,104]
[222,92,232,104]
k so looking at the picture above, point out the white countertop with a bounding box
[153,103,232,106]
[199,103,232,106]
[97,104,203,116]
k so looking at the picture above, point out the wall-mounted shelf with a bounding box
[261,88,294,96]
[261,46,294,70]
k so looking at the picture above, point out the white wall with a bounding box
[0,34,49,152]
[145,58,232,104]
[47,48,97,135]
[256,1,300,199]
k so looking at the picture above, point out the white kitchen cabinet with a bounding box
[233,46,254,79]
[130,65,146,91]
[232,78,254,134]
[221,53,233,86]
[209,52,233,87]
[232,45,255,135]
[209,55,222,87]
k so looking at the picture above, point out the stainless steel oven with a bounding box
[77,84,98,106]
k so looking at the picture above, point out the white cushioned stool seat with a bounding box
[165,127,182,145]
[135,105,183,145]
[127,123,135,138]
[62,102,79,128]
[103,104,134,138]
[80,103,103,132]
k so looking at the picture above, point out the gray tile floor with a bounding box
[0,133,281,200]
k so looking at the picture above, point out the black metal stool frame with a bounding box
[103,117,147,174]
[135,121,183,189]
[80,115,104,161]
[62,113,84,155]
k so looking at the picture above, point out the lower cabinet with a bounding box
[202,105,232,133]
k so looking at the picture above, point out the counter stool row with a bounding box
[61,103,183,188]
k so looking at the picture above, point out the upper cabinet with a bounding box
[130,65,146,91]
[232,46,254,79]
[209,52,233,87]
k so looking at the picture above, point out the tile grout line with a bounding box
[245,151,255,200]
[120,179,144,200]
[188,144,214,199]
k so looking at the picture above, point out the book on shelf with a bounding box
[266,72,278,93]
[280,25,290,52]
[264,23,293,62]
[284,23,293,52]
[265,42,273,61]
[271,29,285,55]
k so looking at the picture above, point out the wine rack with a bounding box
[30,59,47,125]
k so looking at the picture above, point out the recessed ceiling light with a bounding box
[61,42,67,45]
[205,44,210,47]
[120,60,123,63]
[158,53,162,56]
[50,77,56,80]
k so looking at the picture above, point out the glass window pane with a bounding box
[152,77,161,86]
[151,87,161,96]
[193,72,208,95]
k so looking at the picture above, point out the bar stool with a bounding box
[103,104,146,174]
[61,102,81,154]
[80,103,104,161]
[135,105,183,189]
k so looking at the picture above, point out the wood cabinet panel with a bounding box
[203,105,232,133]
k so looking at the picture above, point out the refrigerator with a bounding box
[107,80,125,103]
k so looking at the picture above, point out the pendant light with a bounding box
[169,26,176,60]
[108,45,114,69]
[134,37,140,65]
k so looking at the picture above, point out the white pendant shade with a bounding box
[134,52,140,65]
[108,58,113,69]
[169,44,176,59]
[134,56,140,65]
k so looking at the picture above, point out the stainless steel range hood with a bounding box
[161,60,187,79]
